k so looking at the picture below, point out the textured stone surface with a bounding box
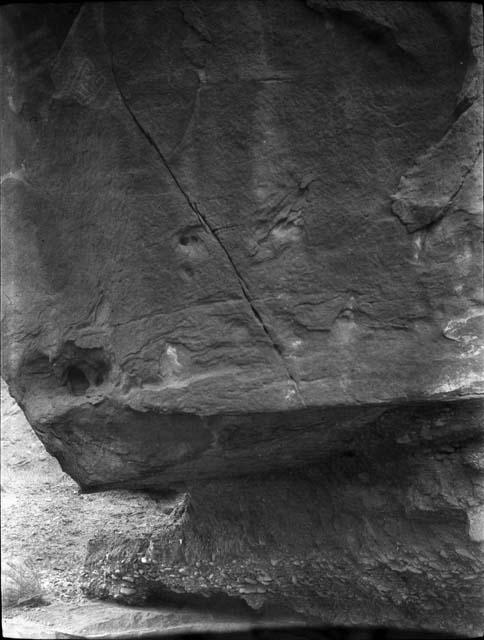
[2,1,483,489]
[1,1,483,636]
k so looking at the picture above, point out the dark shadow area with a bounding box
[66,365,90,396]
[146,587,255,617]
[98,625,466,640]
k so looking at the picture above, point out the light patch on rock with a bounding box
[429,372,484,396]
[333,317,357,345]
[166,345,181,369]
[443,309,484,351]
[454,246,474,278]
[284,386,297,401]
[0,168,27,185]
[159,344,183,382]
[412,233,424,261]
[7,95,19,113]
[468,506,484,542]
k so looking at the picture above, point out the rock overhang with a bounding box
[2,2,484,634]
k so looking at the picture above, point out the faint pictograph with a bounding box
[51,56,107,107]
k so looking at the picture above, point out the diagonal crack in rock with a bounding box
[109,52,305,406]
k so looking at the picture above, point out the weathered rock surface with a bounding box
[1,1,483,636]
[2,1,482,485]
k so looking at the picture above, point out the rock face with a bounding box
[1,0,483,486]
[1,1,483,636]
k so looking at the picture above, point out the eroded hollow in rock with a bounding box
[65,366,90,396]
[19,353,52,379]
[17,342,112,398]
[146,586,258,617]
[56,342,111,394]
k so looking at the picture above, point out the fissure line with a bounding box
[110,54,305,405]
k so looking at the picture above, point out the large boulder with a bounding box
[1,1,482,488]
[1,1,483,636]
